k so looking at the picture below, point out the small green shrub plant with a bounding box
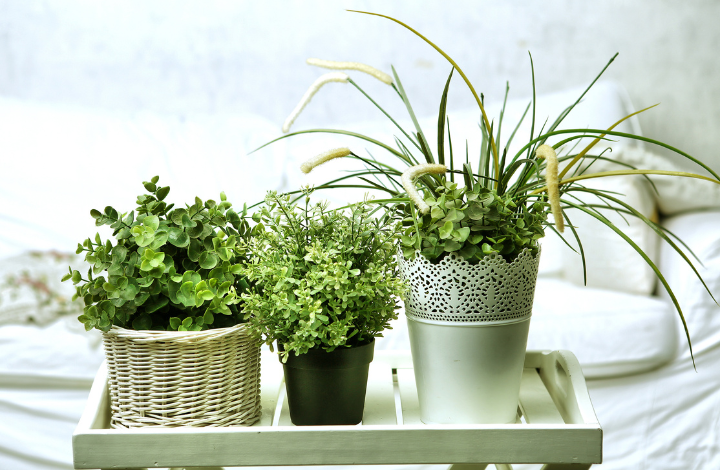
[399,180,548,262]
[240,190,407,361]
[63,177,254,332]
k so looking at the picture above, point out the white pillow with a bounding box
[606,146,720,216]
[559,174,660,295]
[657,211,720,360]
[527,278,677,378]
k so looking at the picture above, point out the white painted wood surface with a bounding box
[72,349,601,469]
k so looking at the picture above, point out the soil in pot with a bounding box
[280,339,374,425]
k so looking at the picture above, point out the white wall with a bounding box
[0,0,718,171]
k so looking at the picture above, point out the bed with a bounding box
[2,3,720,468]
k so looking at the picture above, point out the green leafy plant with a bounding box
[255,11,720,363]
[400,179,549,261]
[63,176,254,332]
[240,190,407,361]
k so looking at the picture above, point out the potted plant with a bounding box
[63,177,262,428]
[255,12,720,424]
[240,190,407,425]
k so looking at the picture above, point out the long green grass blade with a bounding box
[560,209,587,284]
[496,82,510,159]
[547,53,619,137]
[527,52,537,162]
[392,66,434,163]
[447,117,455,183]
[347,77,421,152]
[437,68,454,166]
[251,128,410,164]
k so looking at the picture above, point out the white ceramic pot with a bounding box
[398,248,541,424]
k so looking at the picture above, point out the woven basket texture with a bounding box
[102,324,261,428]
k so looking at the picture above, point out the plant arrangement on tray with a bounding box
[63,176,254,332]
[240,189,407,362]
[257,10,720,363]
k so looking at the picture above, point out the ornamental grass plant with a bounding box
[255,11,720,362]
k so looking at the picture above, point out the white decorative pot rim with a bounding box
[398,247,541,326]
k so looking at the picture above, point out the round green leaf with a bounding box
[199,252,218,270]
[167,227,190,248]
[187,221,204,238]
[143,215,159,231]
[187,238,204,261]
[156,186,170,201]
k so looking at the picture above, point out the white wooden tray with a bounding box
[72,349,601,470]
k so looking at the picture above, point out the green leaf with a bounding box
[187,221,204,238]
[217,247,231,262]
[437,67,454,165]
[443,240,462,252]
[156,186,170,201]
[203,311,214,325]
[181,214,197,228]
[454,227,471,242]
[198,290,215,301]
[112,245,128,264]
[71,270,82,284]
[199,252,219,270]
[143,215,159,231]
[90,209,102,219]
[143,181,157,192]
[169,317,181,330]
[149,230,169,250]
[171,208,187,225]
[166,227,189,247]
[132,314,152,330]
[144,295,169,313]
[439,221,453,239]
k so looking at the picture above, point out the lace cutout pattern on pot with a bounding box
[398,248,541,324]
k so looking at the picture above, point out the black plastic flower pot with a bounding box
[280,339,375,426]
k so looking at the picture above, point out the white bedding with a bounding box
[1,76,718,469]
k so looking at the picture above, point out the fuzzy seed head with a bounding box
[401,164,447,214]
[306,58,393,85]
[300,147,352,174]
[282,72,349,133]
[536,144,564,232]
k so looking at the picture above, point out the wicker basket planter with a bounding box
[398,248,541,424]
[102,324,261,428]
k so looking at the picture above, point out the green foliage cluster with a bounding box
[63,177,254,332]
[240,191,407,361]
[400,181,548,262]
